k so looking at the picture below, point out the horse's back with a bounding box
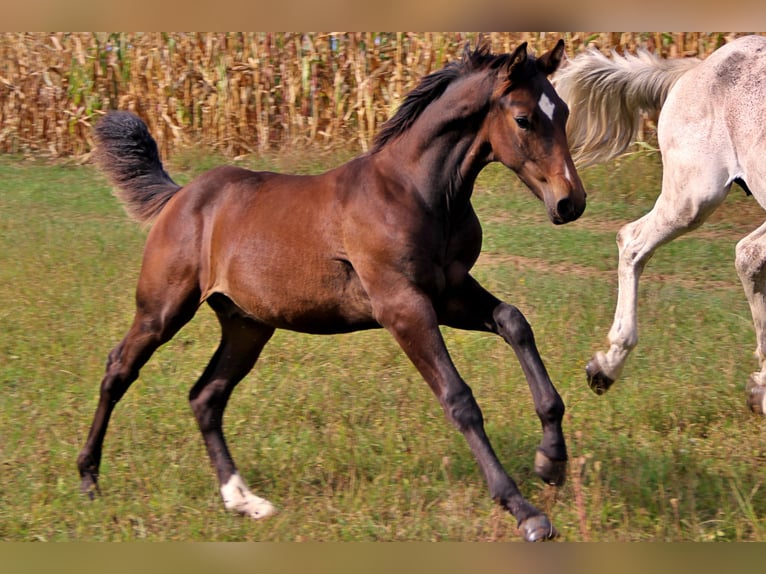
[706,36,766,194]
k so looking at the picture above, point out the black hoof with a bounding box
[78,471,101,500]
[746,375,765,415]
[586,359,614,395]
[519,514,558,542]
[80,482,99,500]
[534,449,567,487]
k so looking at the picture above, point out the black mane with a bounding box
[371,43,515,152]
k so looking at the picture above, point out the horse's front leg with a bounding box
[587,159,728,394]
[438,274,567,487]
[370,278,558,541]
[735,220,766,415]
[584,214,651,393]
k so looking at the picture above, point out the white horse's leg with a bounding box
[735,221,766,414]
[586,165,729,394]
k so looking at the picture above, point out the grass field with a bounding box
[0,148,764,541]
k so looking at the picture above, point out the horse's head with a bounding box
[484,40,586,224]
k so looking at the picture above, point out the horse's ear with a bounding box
[507,41,528,78]
[537,39,566,76]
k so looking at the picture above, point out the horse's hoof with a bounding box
[224,492,277,520]
[586,358,614,395]
[519,514,558,542]
[534,449,567,487]
[79,474,100,500]
[746,375,766,415]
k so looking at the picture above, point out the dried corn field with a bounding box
[0,32,749,159]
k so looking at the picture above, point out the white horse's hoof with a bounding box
[586,356,615,395]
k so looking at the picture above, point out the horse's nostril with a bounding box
[556,197,573,218]
[554,195,585,223]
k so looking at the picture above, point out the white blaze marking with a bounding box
[539,93,555,121]
[564,163,574,185]
[221,472,276,519]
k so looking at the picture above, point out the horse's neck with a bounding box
[381,81,493,215]
[377,130,487,217]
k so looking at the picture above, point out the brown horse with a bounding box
[77,40,586,542]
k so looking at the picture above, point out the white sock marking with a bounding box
[220,473,276,520]
[539,93,555,121]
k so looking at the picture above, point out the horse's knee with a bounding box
[493,304,534,347]
[444,386,483,431]
[535,391,565,425]
[616,222,648,269]
[615,223,632,249]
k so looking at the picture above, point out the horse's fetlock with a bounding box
[76,452,94,474]
[490,485,515,508]
[624,334,639,351]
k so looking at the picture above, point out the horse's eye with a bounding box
[515,117,531,130]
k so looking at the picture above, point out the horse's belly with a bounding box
[210,253,377,334]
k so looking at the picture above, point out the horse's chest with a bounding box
[403,220,481,292]
[396,243,477,299]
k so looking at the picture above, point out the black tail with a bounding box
[93,111,181,224]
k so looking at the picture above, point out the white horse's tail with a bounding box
[554,49,702,167]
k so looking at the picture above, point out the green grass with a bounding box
[0,151,764,541]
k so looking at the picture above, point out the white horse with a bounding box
[554,34,766,415]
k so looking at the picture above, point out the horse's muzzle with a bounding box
[550,194,586,224]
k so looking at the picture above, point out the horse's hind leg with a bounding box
[586,164,728,394]
[77,283,200,496]
[735,221,766,415]
[188,295,276,519]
